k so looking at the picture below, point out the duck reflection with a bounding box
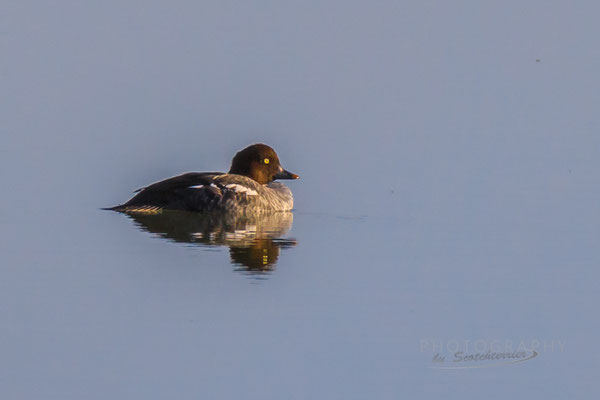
[122,211,296,275]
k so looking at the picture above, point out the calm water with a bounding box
[2,1,599,398]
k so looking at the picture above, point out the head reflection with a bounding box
[123,211,296,275]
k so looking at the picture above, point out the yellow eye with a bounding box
[263,158,270,164]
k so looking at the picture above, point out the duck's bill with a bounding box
[274,168,299,180]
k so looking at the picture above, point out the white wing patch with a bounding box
[187,183,257,195]
[225,184,258,196]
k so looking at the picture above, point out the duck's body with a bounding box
[108,144,298,214]
[110,172,294,213]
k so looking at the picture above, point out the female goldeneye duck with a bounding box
[107,144,299,213]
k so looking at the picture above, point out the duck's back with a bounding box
[110,172,293,213]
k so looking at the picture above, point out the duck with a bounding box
[107,144,299,213]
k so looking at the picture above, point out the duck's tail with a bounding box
[101,205,124,211]
[101,204,163,214]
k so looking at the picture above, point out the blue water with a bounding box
[2,1,599,398]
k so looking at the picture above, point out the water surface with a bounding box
[2,1,599,398]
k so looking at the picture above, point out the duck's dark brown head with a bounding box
[228,144,299,185]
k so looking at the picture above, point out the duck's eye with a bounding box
[263,158,270,164]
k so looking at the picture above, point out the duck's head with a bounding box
[229,144,299,185]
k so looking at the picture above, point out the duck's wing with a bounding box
[111,172,225,212]
[134,172,223,193]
